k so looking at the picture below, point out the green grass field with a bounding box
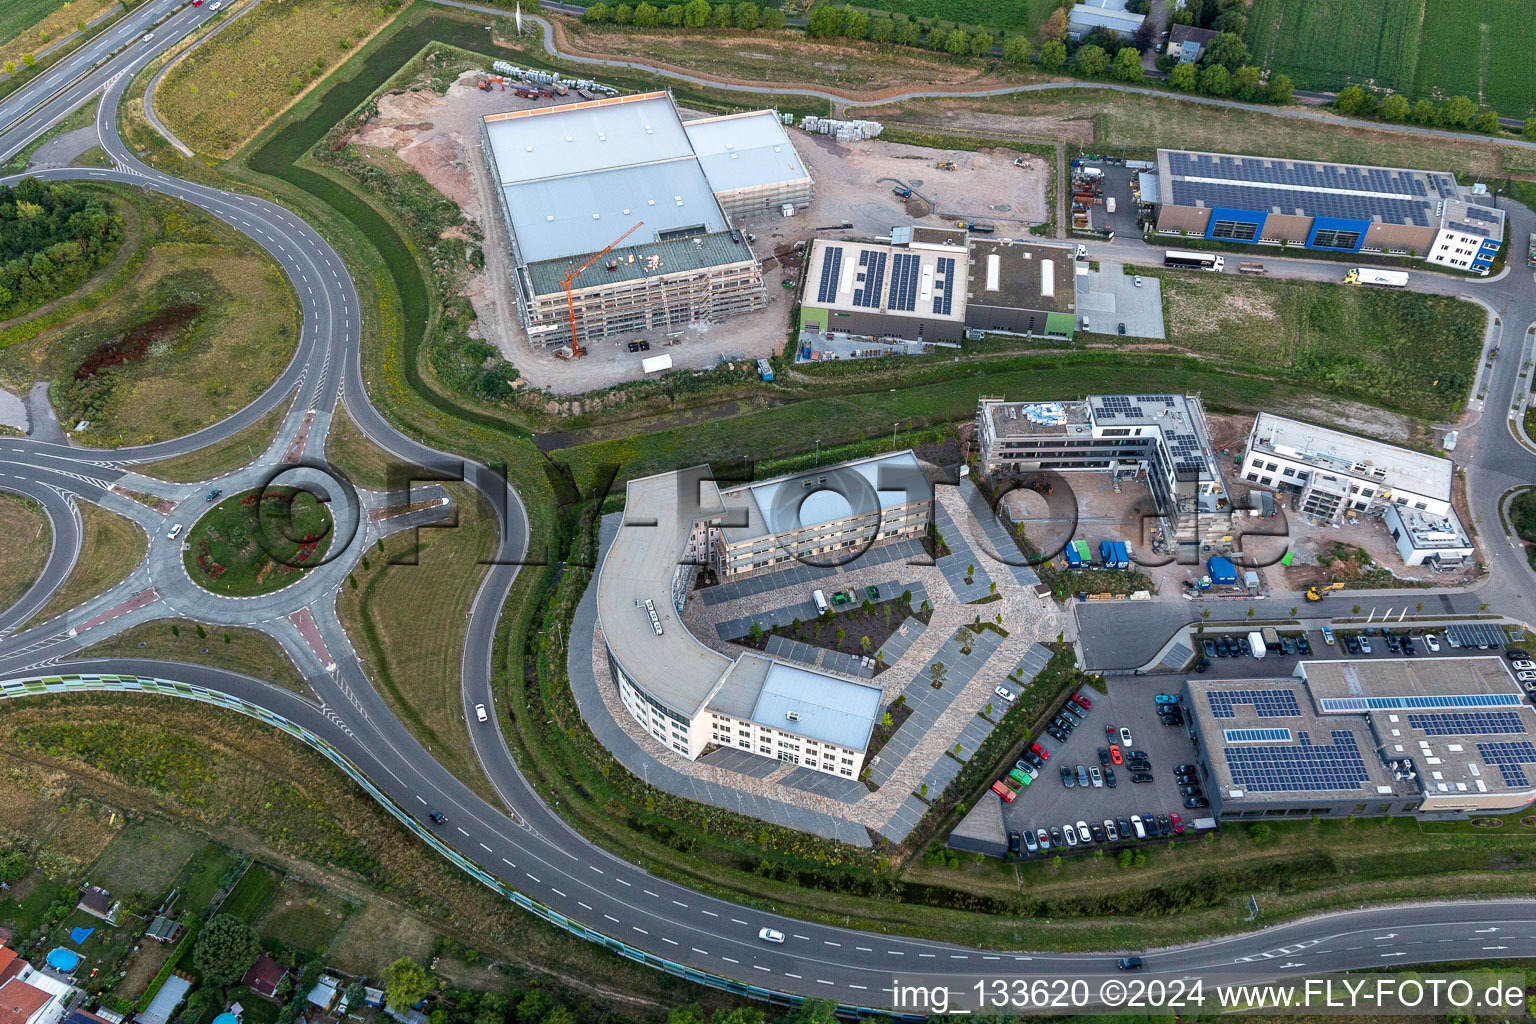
[848,0,1057,32]
[0,0,68,52]
[220,865,279,921]
[179,844,242,909]
[1245,0,1536,117]
[90,820,204,897]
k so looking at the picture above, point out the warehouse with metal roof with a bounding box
[1151,148,1504,271]
[480,92,813,349]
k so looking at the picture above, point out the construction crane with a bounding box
[559,221,643,358]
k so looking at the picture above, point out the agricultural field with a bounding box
[0,493,50,616]
[846,0,1059,34]
[220,865,280,921]
[1156,273,1485,420]
[0,0,115,62]
[90,819,204,897]
[1245,0,1536,118]
[0,188,300,448]
[158,0,407,158]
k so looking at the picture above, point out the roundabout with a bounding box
[182,485,335,596]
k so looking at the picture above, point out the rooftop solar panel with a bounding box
[1224,730,1370,792]
[1319,693,1522,713]
[1407,712,1526,736]
[815,246,843,304]
[851,248,887,308]
[1224,727,1294,743]
[1477,741,1536,787]
[1207,688,1302,719]
[888,252,920,312]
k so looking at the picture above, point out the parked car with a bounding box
[1404,637,1417,656]
[1076,764,1090,787]
[1071,693,1094,710]
[1126,759,1151,772]
[1032,742,1050,760]
[1036,828,1052,851]
[1154,694,1178,705]
[1425,634,1441,652]
[1213,639,1229,657]
[1169,813,1184,834]
[1091,823,1108,843]
[1049,827,1066,848]
[1061,766,1075,788]
[1130,771,1154,784]
[1105,724,1119,741]
[1201,639,1217,658]
[995,686,1016,702]
[1102,819,1119,842]
[1076,821,1093,844]
[1115,816,1133,839]
[1157,814,1172,835]
[1507,650,1531,661]
[1385,633,1402,653]
[1024,752,1044,769]
[1194,658,1210,673]
[1359,636,1373,654]
[1179,784,1202,797]
[1175,763,1196,775]
[1184,796,1209,809]
[1344,635,1361,654]
[1098,747,1111,766]
[1063,702,1088,720]
[1129,815,1147,839]
[1134,276,1143,288]
[1048,726,1069,742]
[1104,767,1118,788]
[1023,830,1039,854]
[1090,765,1103,787]
[1237,636,1252,656]
[1109,745,1123,764]
[1512,660,1536,672]
[866,585,880,600]
[1119,726,1133,746]
[1517,671,1536,682]
[1321,626,1336,646]
[1061,824,1078,847]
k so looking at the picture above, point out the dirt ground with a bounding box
[789,133,1049,236]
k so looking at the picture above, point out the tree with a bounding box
[732,2,757,28]
[805,2,843,37]
[1213,7,1246,34]
[1130,18,1155,52]
[928,661,948,689]
[1333,85,1367,116]
[1038,39,1066,70]
[759,6,782,29]
[384,958,430,1011]
[1227,64,1259,99]
[1200,31,1246,70]
[1410,98,1438,124]
[343,983,367,1012]
[867,16,892,42]
[613,4,633,25]
[22,53,36,67]
[748,622,764,643]
[1168,61,1196,91]
[708,3,733,27]
[681,0,711,27]
[1264,72,1293,104]
[1379,93,1410,121]
[582,1,609,18]
[2,61,15,75]
[892,18,919,45]
[1040,6,1068,43]
[1073,44,1110,77]
[1439,94,1476,128]
[1198,63,1229,96]
[633,1,659,25]
[842,8,867,38]
[661,5,683,25]
[192,915,260,986]
[924,25,947,51]
[1525,118,1536,141]
[968,31,992,57]
[1003,35,1029,65]
[1249,822,1271,844]
[1112,46,1143,82]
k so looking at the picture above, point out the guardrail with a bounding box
[0,672,922,1021]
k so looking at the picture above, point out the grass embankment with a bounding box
[73,618,309,693]
[0,492,51,614]
[138,398,291,482]
[26,500,144,627]
[1511,488,1536,572]
[183,487,334,597]
[3,99,97,173]
[336,482,500,806]
[324,402,395,490]
[0,695,728,1017]
[157,0,408,158]
[0,188,301,448]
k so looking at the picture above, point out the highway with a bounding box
[0,6,1534,1012]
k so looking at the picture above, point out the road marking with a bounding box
[732,919,749,926]
[457,827,469,836]
[849,984,867,991]
[856,947,871,952]
[616,878,631,886]
[816,980,833,987]
[919,953,936,958]
[785,973,801,980]
[551,888,566,898]
[702,910,717,917]
[692,948,708,956]
[645,890,660,898]
[604,914,619,924]
[526,874,540,883]
[753,966,770,973]
[887,951,903,956]
[721,957,738,965]
[672,901,688,908]
[588,865,603,874]
[579,902,592,910]
[662,937,678,946]
[633,927,648,935]
[479,843,492,852]
[823,940,840,947]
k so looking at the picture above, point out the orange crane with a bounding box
[559,221,642,357]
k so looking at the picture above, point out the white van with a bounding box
[811,589,829,614]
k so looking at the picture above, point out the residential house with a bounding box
[239,957,286,1002]
[142,917,181,944]
[74,889,119,926]
[0,949,75,1024]
[1166,23,1216,62]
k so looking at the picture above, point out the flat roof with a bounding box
[502,158,726,264]
[525,230,754,297]
[964,239,1075,313]
[483,93,694,186]
[596,468,734,718]
[1067,1,1144,30]
[682,110,812,194]
[1157,148,1456,228]
[1249,413,1453,501]
[1386,505,1472,550]
[982,398,1094,439]
[799,238,967,321]
[719,449,932,545]
[751,660,882,750]
[1441,197,1506,239]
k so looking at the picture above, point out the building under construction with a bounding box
[481,91,812,349]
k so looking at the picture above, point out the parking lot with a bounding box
[1076,262,1167,340]
[1192,623,1530,683]
[999,681,1206,854]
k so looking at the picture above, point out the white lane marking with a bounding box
[604,914,619,924]
[692,948,708,955]
[588,865,603,874]
[457,827,469,836]
[479,843,491,852]
[720,957,738,965]
[849,984,867,991]
[732,919,749,926]
[578,902,592,910]
[815,980,833,987]
[823,940,840,947]
[672,901,688,908]
[644,890,660,898]
[753,966,770,973]
[785,973,801,980]
[662,937,678,946]
[551,888,566,898]
[633,927,648,935]
[616,878,631,887]
[526,874,540,883]
[888,951,904,956]
[702,910,717,917]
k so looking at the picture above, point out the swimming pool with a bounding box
[46,948,81,972]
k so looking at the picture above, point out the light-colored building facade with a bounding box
[1425,199,1503,275]
[1383,504,1474,566]
[1242,413,1456,523]
[597,465,890,777]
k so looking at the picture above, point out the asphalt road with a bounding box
[0,7,1534,1011]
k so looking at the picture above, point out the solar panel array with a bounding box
[852,248,887,308]
[1445,623,1509,648]
[1225,730,1371,792]
[1166,430,1206,477]
[1168,179,1435,227]
[1431,174,1457,199]
[1407,711,1527,736]
[1476,741,1536,786]
[1206,688,1302,719]
[1319,693,1522,713]
[1224,727,1294,743]
[888,252,920,312]
[1094,395,1144,422]
[1448,220,1496,239]
[931,256,956,315]
[1168,151,1429,197]
[815,246,844,304]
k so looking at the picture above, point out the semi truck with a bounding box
[1238,261,1266,275]
[1261,626,1280,648]
[1248,630,1267,659]
[1344,268,1409,287]
[966,221,995,233]
[1163,249,1224,272]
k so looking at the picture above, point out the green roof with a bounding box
[527,231,755,297]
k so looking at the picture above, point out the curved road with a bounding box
[1,5,1535,1014]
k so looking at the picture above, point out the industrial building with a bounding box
[1066,0,1144,39]
[1183,657,1536,818]
[963,239,1078,339]
[711,450,933,578]
[594,460,931,776]
[1145,148,1505,273]
[975,394,1228,550]
[481,92,813,348]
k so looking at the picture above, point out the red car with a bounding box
[1109,744,1123,765]
[192,1,203,5]
[990,780,1016,803]
[1031,742,1050,760]
[1170,813,1184,834]
[1105,724,1118,741]
[1071,693,1093,710]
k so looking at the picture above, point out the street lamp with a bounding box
[815,438,821,461]
[892,420,901,446]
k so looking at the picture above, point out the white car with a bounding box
[475,703,488,722]
[1089,765,1103,788]
[1133,275,1143,287]
[758,928,785,944]
[141,32,154,41]
[1511,660,1536,672]
[994,686,1016,702]
[1119,726,1133,746]
[1518,671,1536,683]
[209,1,222,8]
[1425,634,1440,652]
[1076,820,1092,844]
[166,523,184,540]
[1061,823,1078,847]
[1130,814,1147,840]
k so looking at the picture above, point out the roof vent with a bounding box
[623,208,631,215]
[730,153,738,159]
[524,145,533,152]
[546,215,555,222]
[786,711,801,722]
[565,136,573,142]
[774,146,781,152]
[592,213,601,219]
[647,199,655,205]
[598,132,606,141]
